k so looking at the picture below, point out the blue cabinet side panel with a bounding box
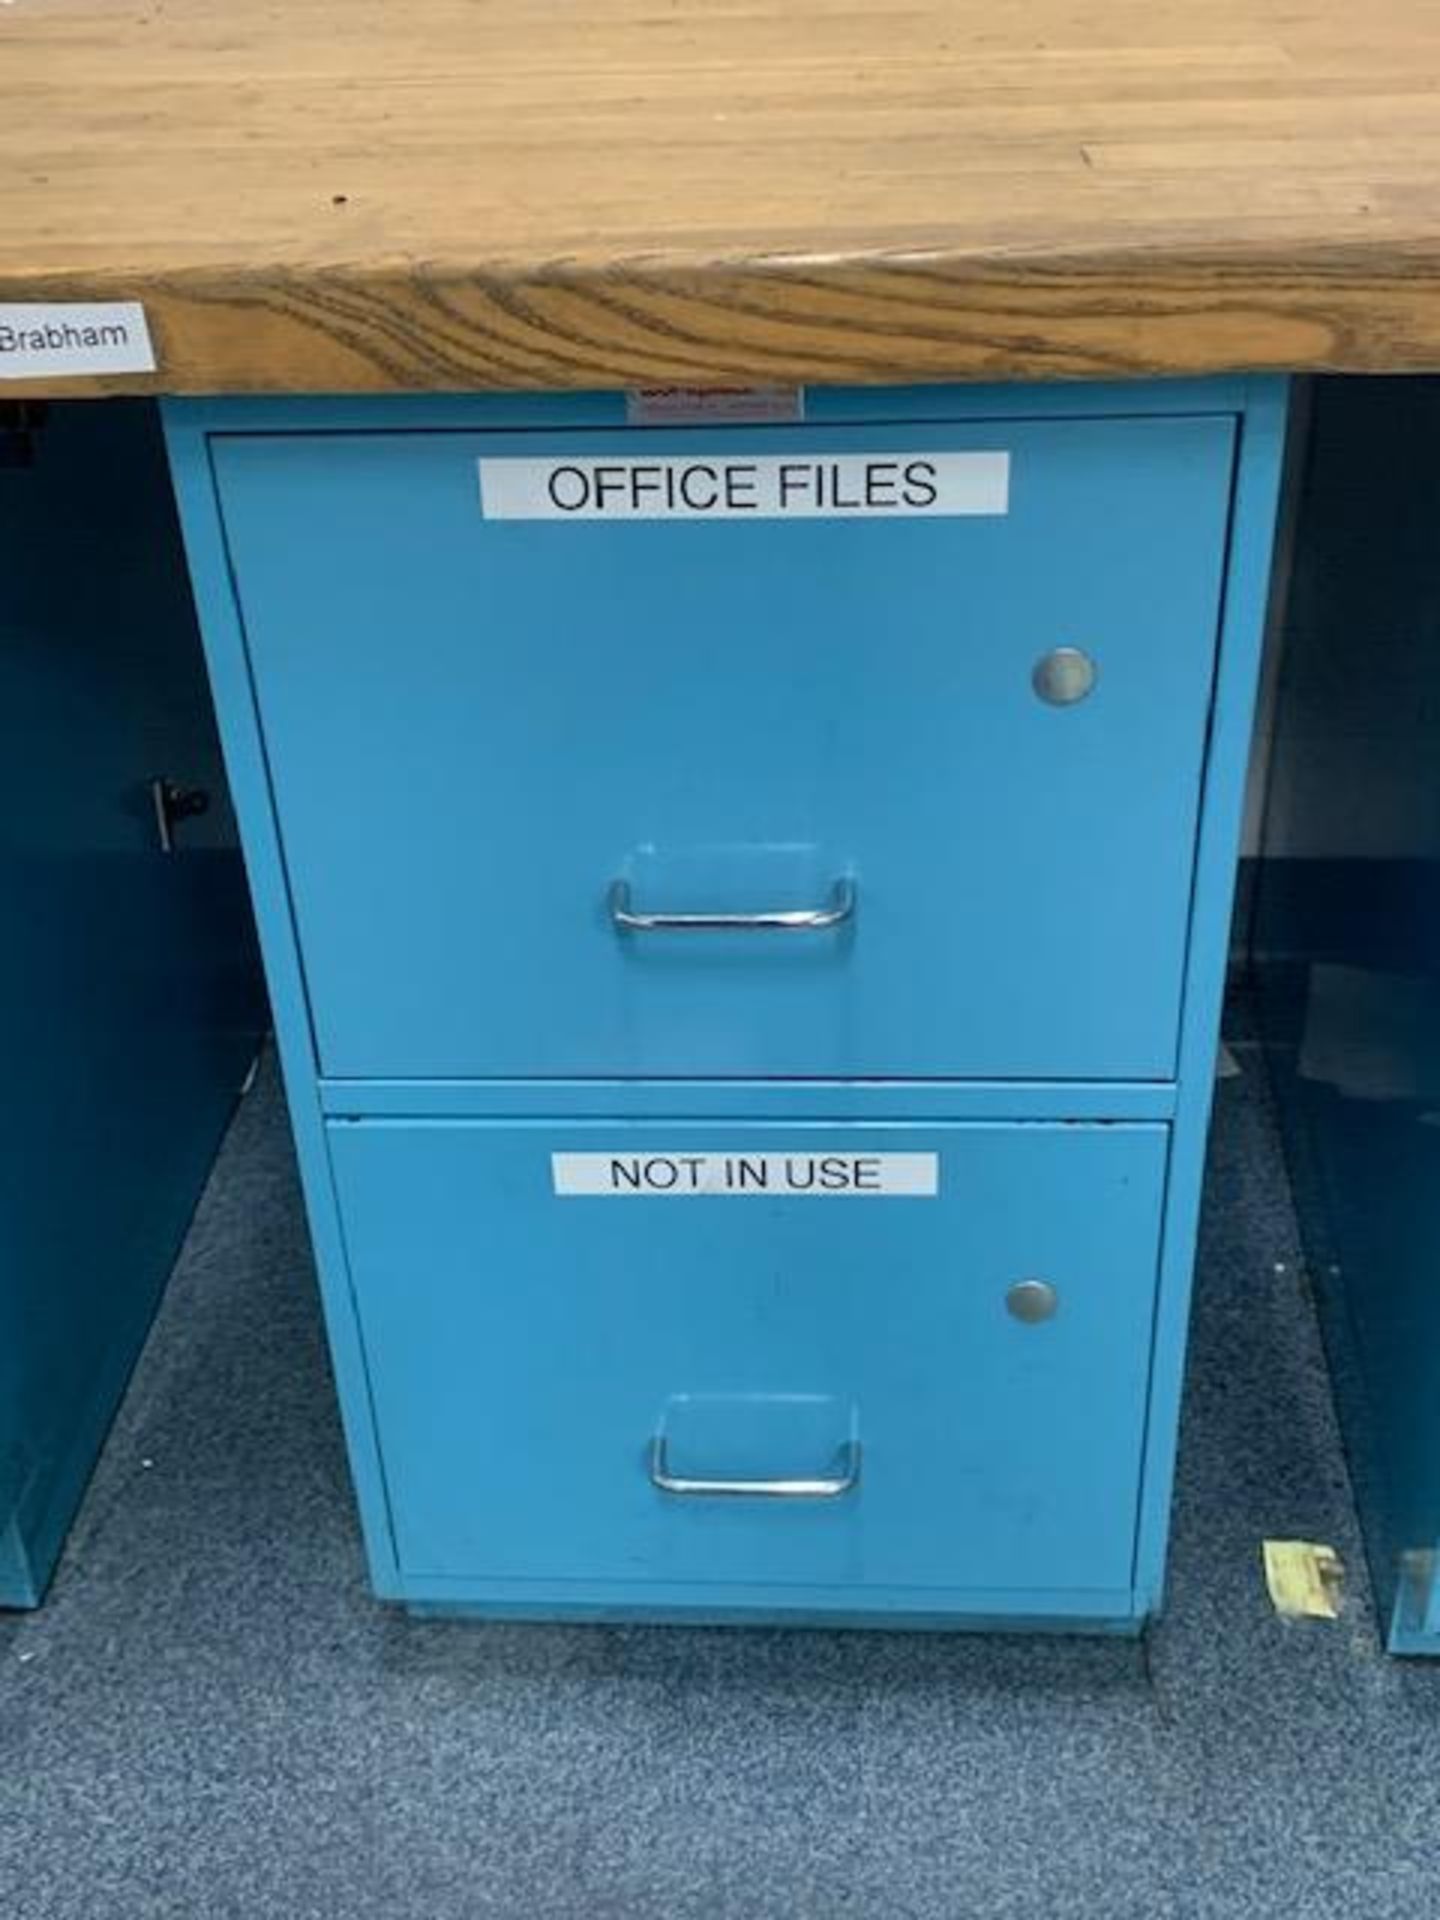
[1254,376,1440,1654]
[1131,377,1289,1613]
[0,400,266,1608]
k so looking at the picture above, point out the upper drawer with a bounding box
[212,413,1235,1081]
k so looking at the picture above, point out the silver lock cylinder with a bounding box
[1032,647,1097,706]
[1006,1279,1059,1323]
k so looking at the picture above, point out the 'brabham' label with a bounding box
[0,303,157,379]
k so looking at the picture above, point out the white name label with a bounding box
[0,302,156,378]
[479,452,1008,522]
[626,385,805,426]
[552,1151,939,1197]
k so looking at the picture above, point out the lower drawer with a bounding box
[327,1118,1169,1610]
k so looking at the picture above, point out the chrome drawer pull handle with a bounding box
[649,1435,861,1499]
[609,876,855,933]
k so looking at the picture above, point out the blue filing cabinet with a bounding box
[1255,377,1440,1654]
[0,401,265,1608]
[165,379,1285,1629]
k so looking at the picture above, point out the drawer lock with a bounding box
[1032,647,1097,706]
[1006,1279,1060,1323]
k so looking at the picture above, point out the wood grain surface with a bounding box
[5,0,1440,394]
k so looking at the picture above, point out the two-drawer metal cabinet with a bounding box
[165,380,1287,1629]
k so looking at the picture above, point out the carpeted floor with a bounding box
[2,1030,1436,1920]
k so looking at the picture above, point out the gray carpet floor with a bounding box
[3,1035,1437,1919]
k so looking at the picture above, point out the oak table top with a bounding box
[5,0,1440,395]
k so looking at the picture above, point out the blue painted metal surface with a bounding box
[1254,376,1440,1654]
[164,378,1287,1628]
[0,400,265,1608]
[328,1117,1167,1617]
[209,415,1234,1083]
[1130,377,1291,1615]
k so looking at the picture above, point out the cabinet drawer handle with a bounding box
[649,1435,862,1499]
[609,876,856,934]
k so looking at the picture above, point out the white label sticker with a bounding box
[0,302,156,379]
[478,451,1008,522]
[626,385,805,426]
[552,1151,939,1197]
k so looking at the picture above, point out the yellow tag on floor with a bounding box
[1262,1540,1343,1619]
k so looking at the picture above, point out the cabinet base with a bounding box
[399,1584,1148,1635]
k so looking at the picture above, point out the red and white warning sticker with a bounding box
[625,385,805,426]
